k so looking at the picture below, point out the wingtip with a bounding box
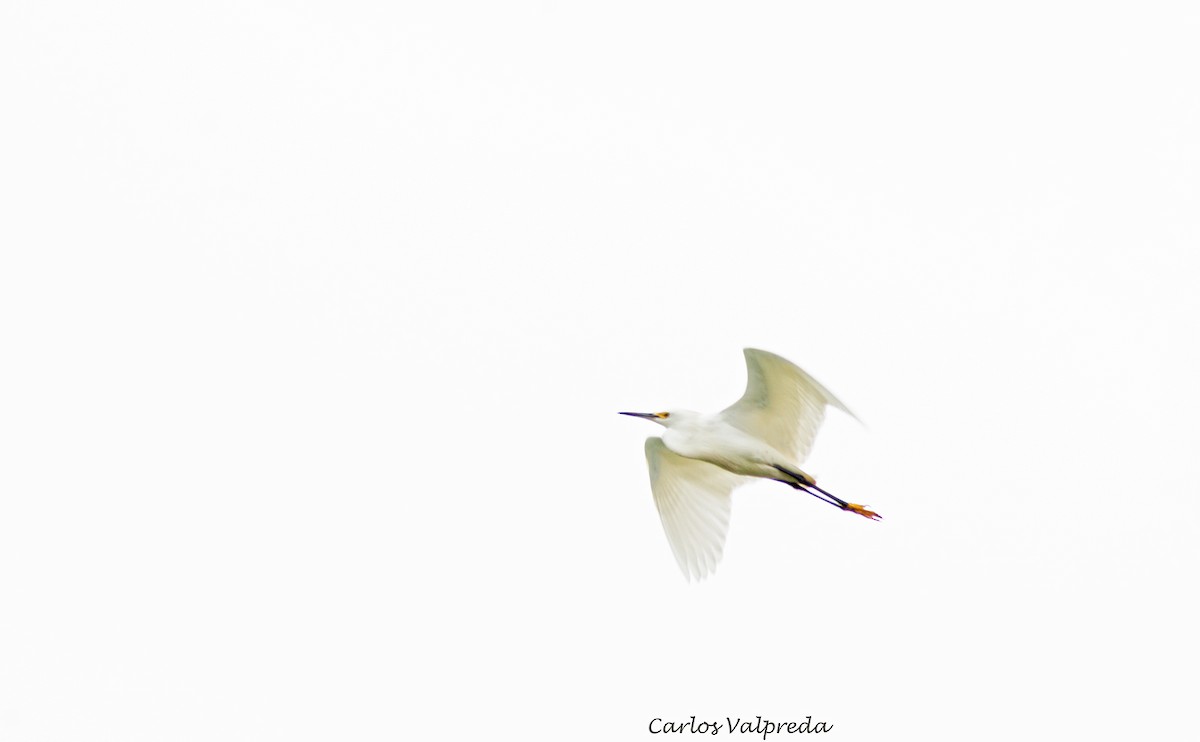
[836,403,867,429]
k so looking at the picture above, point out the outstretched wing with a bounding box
[719,348,860,465]
[645,437,747,581]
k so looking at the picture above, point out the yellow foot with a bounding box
[845,502,882,521]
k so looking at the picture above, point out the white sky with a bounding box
[3,2,1198,740]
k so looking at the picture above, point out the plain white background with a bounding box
[3,2,1198,740]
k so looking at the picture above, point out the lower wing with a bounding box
[644,437,748,581]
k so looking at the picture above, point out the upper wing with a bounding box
[645,437,747,581]
[719,348,860,465]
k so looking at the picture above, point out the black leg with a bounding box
[772,465,851,510]
[772,476,844,509]
[807,482,850,509]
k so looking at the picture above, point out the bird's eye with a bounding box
[656,412,670,418]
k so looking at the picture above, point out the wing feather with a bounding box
[719,348,859,464]
[644,437,746,581]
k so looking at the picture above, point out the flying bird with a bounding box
[621,348,878,581]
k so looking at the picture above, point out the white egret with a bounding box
[621,348,878,581]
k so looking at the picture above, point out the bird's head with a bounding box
[618,410,695,428]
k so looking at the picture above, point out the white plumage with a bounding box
[621,348,877,581]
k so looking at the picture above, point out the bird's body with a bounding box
[621,348,878,581]
[659,411,795,481]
